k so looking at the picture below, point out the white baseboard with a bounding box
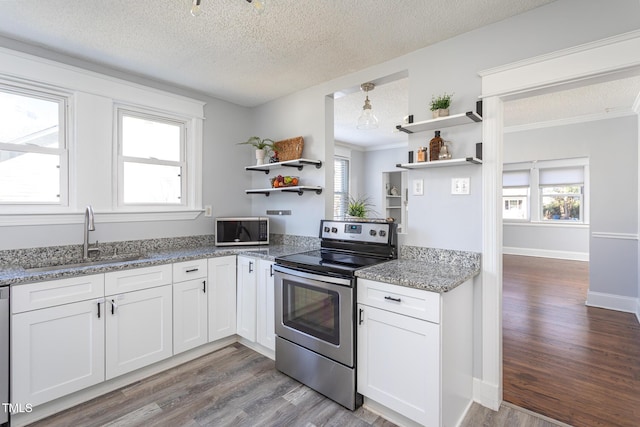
[472,377,501,411]
[586,291,639,320]
[503,246,588,261]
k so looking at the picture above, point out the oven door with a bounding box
[274,265,354,367]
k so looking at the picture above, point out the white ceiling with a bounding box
[0,0,554,107]
[0,0,637,149]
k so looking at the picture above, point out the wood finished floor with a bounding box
[503,255,640,427]
[27,341,561,427]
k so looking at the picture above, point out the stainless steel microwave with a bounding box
[215,217,269,246]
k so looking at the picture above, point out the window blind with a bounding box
[539,166,584,185]
[334,157,349,218]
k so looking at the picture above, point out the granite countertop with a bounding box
[0,244,306,287]
[356,258,480,293]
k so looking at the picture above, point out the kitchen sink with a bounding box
[25,255,147,273]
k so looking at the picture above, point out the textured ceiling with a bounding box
[504,76,640,128]
[1,0,635,149]
[0,0,554,107]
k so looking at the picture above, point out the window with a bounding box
[502,169,530,220]
[539,166,584,222]
[117,108,186,206]
[503,159,587,224]
[334,157,349,219]
[0,83,68,206]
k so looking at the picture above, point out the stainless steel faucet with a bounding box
[83,205,100,259]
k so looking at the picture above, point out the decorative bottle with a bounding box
[429,131,443,161]
[417,146,427,162]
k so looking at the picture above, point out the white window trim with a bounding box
[114,106,189,209]
[0,47,205,226]
[0,78,74,214]
[503,157,589,225]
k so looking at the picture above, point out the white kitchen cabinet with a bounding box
[11,276,105,407]
[236,255,257,341]
[173,260,208,354]
[357,304,440,426]
[173,278,208,354]
[207,256,237,341]
[104,263,172,295]
[256,259,275,351]
[105,284,173,380]
[357,278,473,427]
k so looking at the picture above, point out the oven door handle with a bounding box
[273,265,353,287]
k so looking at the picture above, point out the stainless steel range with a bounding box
[273,219,397,410]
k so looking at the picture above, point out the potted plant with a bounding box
[430,92,453,118]
[238,136,275,165]
[347,194,376,218]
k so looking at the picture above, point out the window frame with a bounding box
[115,106,188,209]
[539,184,584,222]
[502,158,589,226]
[0,79,72,212]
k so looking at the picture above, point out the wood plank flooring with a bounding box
[27,341,561,427]
[503,255,640,427]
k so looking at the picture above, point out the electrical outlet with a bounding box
[204,205,212,217]
[451,178,470,195]
[412,179,424,196]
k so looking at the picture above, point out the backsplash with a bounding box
[400,245,481,270]
[0,233,320,269]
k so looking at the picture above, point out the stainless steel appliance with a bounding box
[1,285,9,426]
[274,219,397,410]
[214,217,269,246]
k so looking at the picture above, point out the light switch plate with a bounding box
[204,205,212,217]
[451,177,470,195]
[412,179,424,196]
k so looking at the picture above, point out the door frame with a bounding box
[476,29,640,410]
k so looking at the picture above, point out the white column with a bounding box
[478,95,503,410]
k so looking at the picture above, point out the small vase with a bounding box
[255,149,266,165]
[432,108,449,118]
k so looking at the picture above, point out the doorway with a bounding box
[499,74,640,426]
[478,31,640,417]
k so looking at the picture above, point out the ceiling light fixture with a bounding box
[357,82,379,130]
[190,0,202,16]
[247,0,267,14]
[190,0,267,16]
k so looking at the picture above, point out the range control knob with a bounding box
[323,226,330,233]
[331,227,338,233]
[369,229,377,236]
[379,230,387,237]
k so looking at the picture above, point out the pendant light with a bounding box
[357,82,379,130]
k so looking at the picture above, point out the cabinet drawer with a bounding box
[173,258,207,282]
[357,278,440,323]
[105,264,172,296]
[12,274,104,314]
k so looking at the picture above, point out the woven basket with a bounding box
[274,136,304,162]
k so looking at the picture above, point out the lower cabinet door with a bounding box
[207,256,237,341]
[105,285,173,380]
[173,278,208,354]
[236,256,257,342]
[12,299,105,406]
[256,259,276,351]
[357,304,440,427]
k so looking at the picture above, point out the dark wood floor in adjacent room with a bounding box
[503,254,640,427]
